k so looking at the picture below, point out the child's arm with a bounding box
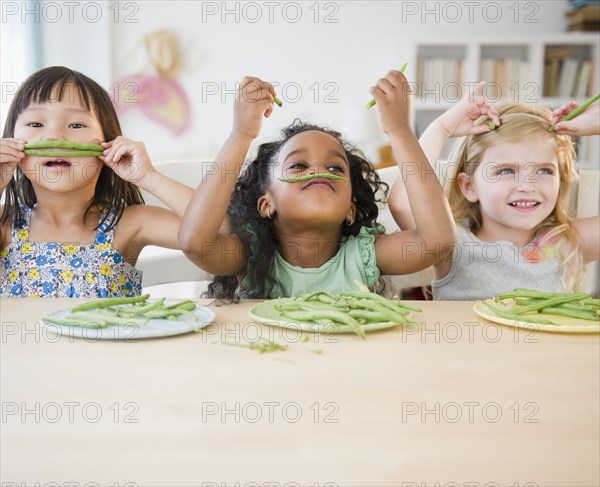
[0,138,25,195]
[552,102,600,136]
[574,216,600,264]
[0,138,26,249]
[387,82,500,233]
[101,137,194,249]
[368,70,456,275]
[179,77,276,276]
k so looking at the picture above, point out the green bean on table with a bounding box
[270,284,422,338]
[483,288,600,325]
[43,295,199,329]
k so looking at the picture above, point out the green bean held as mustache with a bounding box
[24,140,105,157]
[278,173,348,183]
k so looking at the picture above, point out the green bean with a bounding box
[278,173,348,183]
[24,150,104,157]
[282,309,365,338]
[537,307,598,322]
[342,290,422,314]
[547,92,600,132]
[69,312,148,326]
[496,289,576,300]
[71,294,150,312]
[127,298,165,316]
[144,308,199,320]
[512,294,589,315]
[273,96,283,107]
[514,298,597,314]
[24,140,105,151]
[487,122,496,130]
[366,63,407,109]
[166,300,196,310]
[43,315,109,328]
[276,301,351,313]
[483,302,559,325]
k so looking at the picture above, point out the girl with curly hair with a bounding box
[180,74,455,299]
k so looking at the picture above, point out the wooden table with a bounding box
[1,298,598,486]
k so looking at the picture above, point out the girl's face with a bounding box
[13,85,104,194]
[264,130,354,229]
[459,136,561,240]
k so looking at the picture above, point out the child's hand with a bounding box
[369,70,412,136]
[101,136,156,186]
[232,76,277,140]
[0,138,26,186]
[552,101,600,136]
[436,81,500,137]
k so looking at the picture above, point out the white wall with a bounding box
[2,0,572,158]
[109,0,572,160]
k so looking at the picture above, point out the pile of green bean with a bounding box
[42,295,198,328]
[24,140,105,157]
[272,289,422,338]
[484,288,600,325]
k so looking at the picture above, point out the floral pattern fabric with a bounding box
[0,206,142,298]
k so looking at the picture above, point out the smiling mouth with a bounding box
[509,201,540,208]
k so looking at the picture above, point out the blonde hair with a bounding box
[445,102,582,290]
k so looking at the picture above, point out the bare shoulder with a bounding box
[0,205,11,247]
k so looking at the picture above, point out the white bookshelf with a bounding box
[405,34,600,168]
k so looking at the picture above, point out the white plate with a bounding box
[474,299,600,334]
[41,301,216,340]
[249,300,410,334]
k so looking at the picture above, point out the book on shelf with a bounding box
[416,57,464,99]
[543,46,595,98]
[480,58,531,100]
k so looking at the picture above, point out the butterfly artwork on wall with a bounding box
[113,30,205,136]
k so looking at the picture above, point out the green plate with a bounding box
[474,299,600,334]
[249,299,410,334]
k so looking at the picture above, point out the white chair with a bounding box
[137,159,213,298]
[577,170,600,295]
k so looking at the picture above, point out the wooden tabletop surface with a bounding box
[1,298,598,486]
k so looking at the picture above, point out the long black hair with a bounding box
[1,66,144,230]
[206,120,389,300]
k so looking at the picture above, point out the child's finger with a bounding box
[109,144,133,163]
[468,81,486,101]
[369,86,387,103]
[0,146,26,161]
[375,78,395,95]
[471,123,492,135]
[385,70,407,87]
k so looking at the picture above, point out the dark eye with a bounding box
[69,123,85,129]
[289,162,307,170]
[328,164,345,173]
[27,122,43,128]
[498,167,514,175]
[538,167,553,175]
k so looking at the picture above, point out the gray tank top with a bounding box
[432,225,564,300]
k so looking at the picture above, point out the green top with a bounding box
[238,226,382,299]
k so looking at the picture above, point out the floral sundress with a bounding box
[0,206,142,298]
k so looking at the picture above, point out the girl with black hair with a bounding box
[180,74,455,299]
[0,66,193,298]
